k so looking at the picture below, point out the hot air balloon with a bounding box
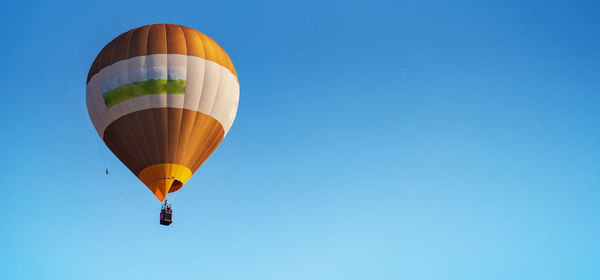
[86,24,239,214]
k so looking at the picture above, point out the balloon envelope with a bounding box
[86,24,239,201]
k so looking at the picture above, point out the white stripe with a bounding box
[86,54,238,138]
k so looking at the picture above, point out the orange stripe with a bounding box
[102,108,225,190]
[87,24,237,83]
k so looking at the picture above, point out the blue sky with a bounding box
[1,0,599,279]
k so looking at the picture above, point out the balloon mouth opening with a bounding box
[138,163,192,200]
[169,180,183,193]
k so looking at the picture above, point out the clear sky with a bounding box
[1,0,599,279]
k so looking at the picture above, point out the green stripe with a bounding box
[103,79,186,108]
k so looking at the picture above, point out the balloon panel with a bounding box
[86,24,239,201]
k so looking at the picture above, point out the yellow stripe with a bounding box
[138,163,193,201]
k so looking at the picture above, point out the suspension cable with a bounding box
[93,132,158,212]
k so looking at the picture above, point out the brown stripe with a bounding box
[166,24,187,55]
[129,25,149,58]
[148,24,167,55]
[102,108,225,177]
[87,24,237,83]
[112,29,134,62]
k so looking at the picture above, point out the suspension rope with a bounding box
[93,133,158,212]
